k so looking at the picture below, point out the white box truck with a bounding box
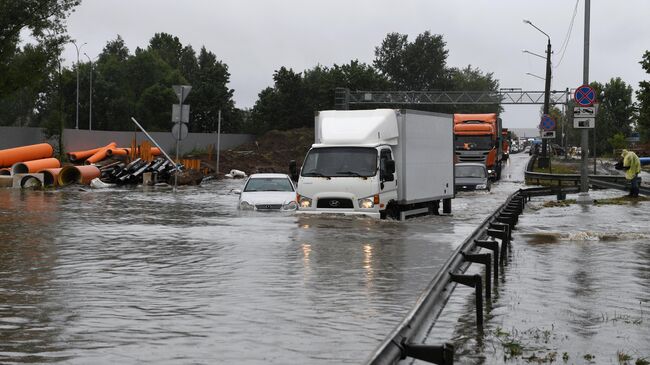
[295,109,455,219]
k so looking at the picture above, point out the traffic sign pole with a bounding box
[578,0,592,204]
[174,87,184,192]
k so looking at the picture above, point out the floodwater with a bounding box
[3,153,645,364]
[0,155,526,364]
[421,167,650,364]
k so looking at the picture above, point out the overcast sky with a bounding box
[61,0,650,129]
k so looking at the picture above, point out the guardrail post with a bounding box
[450,273,483,328]
[487,224,510,264]
[475,239,499,282]
[402,342,454,365]
[462,253,492,300]
[490,221,512,241]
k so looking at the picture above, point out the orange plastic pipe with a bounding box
[106,147,161,156]
[11,158,61,174]
[67,147,102,162]
[58,165,101,186]
[106,148,131,156]
[84,142,117,165]
[39,167,63,187]
[0,143,53,168]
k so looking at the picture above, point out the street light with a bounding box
[522,49,546,60]
[84,53,93,131]
[525,72,545,81]
[524,19,552,169]
[71,41,87,129]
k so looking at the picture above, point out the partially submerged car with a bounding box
[455,162,490,191]
[236,173,297,211]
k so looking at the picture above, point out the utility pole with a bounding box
[541,37,552,169]
[578,0,592,203]
[71,41,86,129]
[84,53,93,131]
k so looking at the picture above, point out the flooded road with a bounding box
[0,154,535,364]
[422,169,650,364]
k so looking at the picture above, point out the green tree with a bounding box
[0,0,80,126]
[637,51,650,142]
[591,78,635,155]
[374,31,448,90]
[187,47,238,133]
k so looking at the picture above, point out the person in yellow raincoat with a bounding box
[621,149,641,197]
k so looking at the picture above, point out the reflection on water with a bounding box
[0,155,529,364]
[422,188,650,364]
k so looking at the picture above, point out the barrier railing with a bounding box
[365,189,526,365]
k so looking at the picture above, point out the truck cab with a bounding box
[453,113,503,180]
[297,145,396,219]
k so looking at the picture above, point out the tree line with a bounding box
[1,1,649,154]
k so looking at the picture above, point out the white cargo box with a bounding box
[394,110,454,204]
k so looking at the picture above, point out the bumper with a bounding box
[296,209,380,219]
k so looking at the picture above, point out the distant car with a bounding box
[237,173,297,211]
[455,163,491,191]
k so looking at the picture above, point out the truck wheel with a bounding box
[384,203,399,220]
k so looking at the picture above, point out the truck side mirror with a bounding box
[381,160,395,181]
[289,160,298,181]
[385,160,395,174]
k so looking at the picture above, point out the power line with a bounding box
[554,0,580,68]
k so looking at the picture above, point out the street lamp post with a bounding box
[523,19,552,169]
[71,41,87,129]
[84,53,93,131]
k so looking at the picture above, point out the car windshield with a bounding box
[244,177,294,192]
[454,135,493,150]
[456,165,487,178]
[301,147,377,177]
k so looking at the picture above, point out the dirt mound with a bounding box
[218,128,314,177]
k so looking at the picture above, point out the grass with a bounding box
[618,351,633,364]
[636,358,649,365]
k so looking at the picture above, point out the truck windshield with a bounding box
[456,165,487,178]
[454,136,493,150]
[301,147,377,177]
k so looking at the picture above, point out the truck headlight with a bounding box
[476,184,487,190]
[299,196,312,208]
[282,201,297,210]
[358,197,374,209]
[240,201,254,210]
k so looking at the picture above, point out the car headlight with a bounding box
[298,196,312,208]
[282,200,297,210]
[358,197,374,209]
[476,184,487,190]
[240,201,254,210]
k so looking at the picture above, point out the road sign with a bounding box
[540,114,555,131]
[573,84,596,107]
[573,106,595,117]
[574,117,595,129]
[172,122,188,140]
[173,85,192,103]
[172,104,190,123]
[541,130,556,139]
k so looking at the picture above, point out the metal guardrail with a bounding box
[524,155,647,195]
[365,159,645,365]
[365,190,526,365]
[590,178,650,196]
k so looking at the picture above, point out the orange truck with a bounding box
[453,113,503,180]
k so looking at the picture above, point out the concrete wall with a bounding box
[0,127,48,150]
[0,127,254,155]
